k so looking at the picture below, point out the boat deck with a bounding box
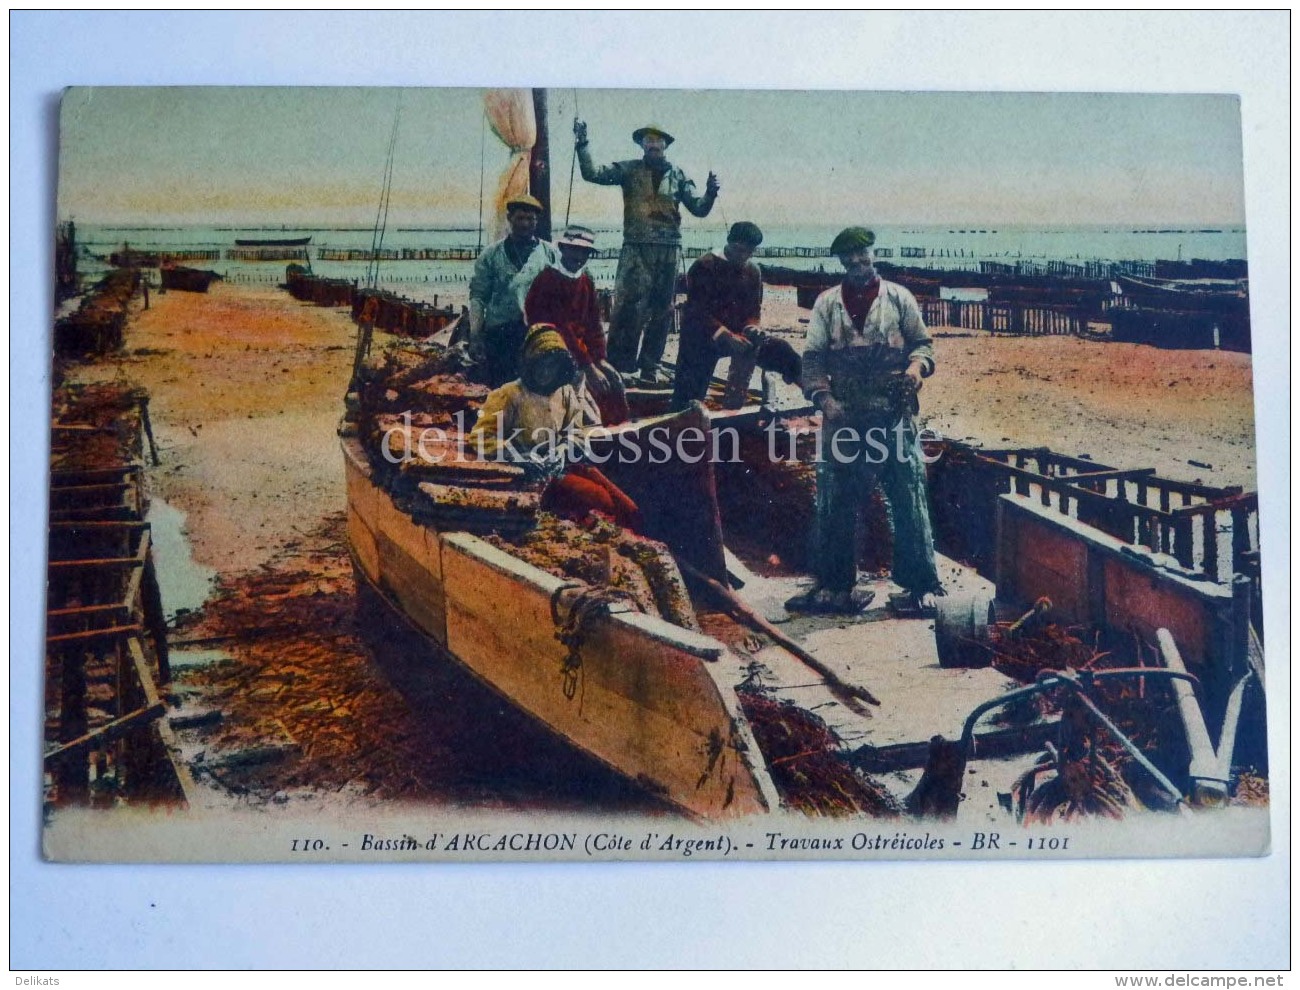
[721,550,1039,823]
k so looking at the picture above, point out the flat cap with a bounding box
[505,193,545,214]
[830,226,876,255]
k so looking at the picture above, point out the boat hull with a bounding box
[342,436,776,819]
[160,266,221,293]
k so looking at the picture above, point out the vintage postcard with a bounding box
[44,86,1268,863]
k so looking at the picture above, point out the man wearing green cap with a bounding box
[788,226,944,615]
[574,119,720,383]
[468,194,558,387]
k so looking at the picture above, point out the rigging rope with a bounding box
[373,99,402,288]
[476,111,487,254]
[366,97,402,289]
[564,88,580,228]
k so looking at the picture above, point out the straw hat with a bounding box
[632,125,675,146]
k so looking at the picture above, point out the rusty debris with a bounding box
[737,688,899,818]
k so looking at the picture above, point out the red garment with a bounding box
[542,464,642,531]
[681,250,763,348]
[524,266,606,365]
[842,278,881,332]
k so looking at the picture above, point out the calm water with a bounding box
[76,221,1248,303]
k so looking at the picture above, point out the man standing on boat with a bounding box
[574,120,719,385]
[671,220,765,411]
[788,226,945,616]
[468,194,558,387]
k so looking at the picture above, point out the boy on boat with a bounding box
[467,194,558,388]
[788,226,945,616]
[523,224,629,426]
[466,324,641,531]
[574,120,719,385]
[672,220,765,411]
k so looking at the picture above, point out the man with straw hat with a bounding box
[574,119,719,384]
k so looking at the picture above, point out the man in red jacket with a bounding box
[523,224,629,425]
[671,221,765,411]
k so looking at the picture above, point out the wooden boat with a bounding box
[1114,273,1248,316]
[160,264,222,293]
[341,404,781,819]
[340,345,1267,822]
[337,87,1264,824]
[234,235,312,247]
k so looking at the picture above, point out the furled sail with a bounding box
[483,89,536,240]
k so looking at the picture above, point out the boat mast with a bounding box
[529,88,552,240]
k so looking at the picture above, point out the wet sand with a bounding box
[68,282,357,576]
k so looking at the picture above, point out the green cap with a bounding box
[830,226,876,255]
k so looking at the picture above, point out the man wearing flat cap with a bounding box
[672,220,766,411]
[468,193,559,387]
[789,225,945,615]
[574,119,719,384]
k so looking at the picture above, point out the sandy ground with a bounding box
[69,282,358,576]
[62,278,1263,812]
[422,280,1260,487]
[757,285,1258,489]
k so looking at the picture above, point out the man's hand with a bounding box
[817,394,846,425]
[904,360,926,392]
[573,118,588,145]
[584,361,610,391]
[705,171,720,198]
[715,330,754,357]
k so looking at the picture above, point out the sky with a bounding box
[57,86,1247,229]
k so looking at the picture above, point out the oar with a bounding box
[676,558,881,713]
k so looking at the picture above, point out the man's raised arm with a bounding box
[679,169,719,218]
[574,119,621,185]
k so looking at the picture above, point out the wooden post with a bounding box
[1156,628,1227,804]
[530,88,552,241]
[55,645,89,803]
[1230,505,1251,572]
[140,554,171,683]
[1173,515,1195,569]
[1202,511,1220,582]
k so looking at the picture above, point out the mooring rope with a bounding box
[549,581,637,706]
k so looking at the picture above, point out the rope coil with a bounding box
[549,582,638,702]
